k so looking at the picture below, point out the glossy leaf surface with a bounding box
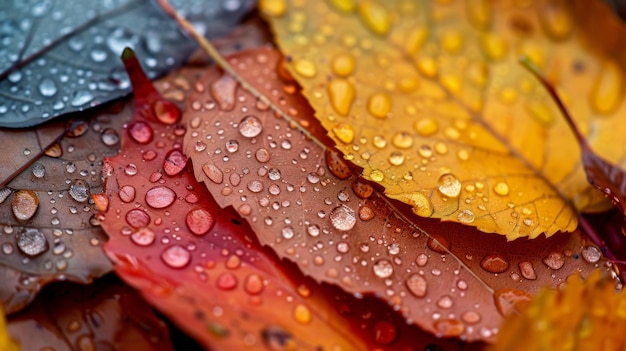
[262,0,626,239]
[183,47,614,342]
[0,0,254,128]
[96,49,473,350]
[7,275,173,351]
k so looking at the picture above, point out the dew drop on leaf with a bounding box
[372,320,397,345]
[11,190,39,222]
[145,186,176,209]
[69,179,90,202]
[16,228,48,257]
[437,173,461,198]
[101,128,120,146]
[480,254,510,273]
[185,208,214,236]
[153,100,180,125]
[457,209,475,224]
[406,273,427,298]
[128,121,154,144]
[581,246,602,263]
[494,288,533,317]
[329,204,356,231]
[239,115,263,138]
[518,261,537,280]
[118,185,136,203]
[161,245,191,269]
[163,149,188,176]
[373,259,393,278]
[216,272,238,290]
[31,163,46,178]
[130,227,156,246]
[542,252,565,270]
[125,209,151,228]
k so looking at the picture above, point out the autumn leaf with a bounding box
[95,48,475,350]
[7,275,173,351]
[261,0,626,239]
[0,308,18,351]
[493,269,626,351]
[0,0,254,128]
[178,46,617,342]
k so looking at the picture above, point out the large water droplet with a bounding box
[32,163,46,178]
[329,204,357,231]
[186,208,214,236]
[211,74,238,111]
[163,149,187,176]
[581,246,601,263]
[542,252,564,270]
[239,115,263,138]
[437,173,461,198]
[70,91,94,107]
[126,209,151,228]
[145,186,176,208]
[128,121,154,144]
[480,254,509,273]
[11,190,39,222]
[161,245,191,269]
[325,149,352,180]
[69,179,90,202]
[518,261,537,280]
[358,0,391,35]
[153,100,180,125]
[328,78,355,116]
[17,228,48,256]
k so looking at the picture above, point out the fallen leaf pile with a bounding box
[1,0,626,350]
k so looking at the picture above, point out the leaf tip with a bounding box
[121,47,136,61]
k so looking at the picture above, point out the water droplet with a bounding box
[118,185,136,203]
[331,53,355,77]
[70,91,94,107]
[31,163,45,178]
[260,0,287,16]
[351,179,373,199]
[294,59,317,78]
[247,180,264,193]
[457,209,475,223]
[438,174,461,198]
[493,182,509,196]
[239,115,263,138]
[427,235,451,254]
[225,140,239,153]
[433,319,464,338]
[293,304,311,324]
[581,246,601,263]
[437,295,454,309]
[388,151,405,166]
[202,163,224,184]
[268,168,281,181]
[328,78,355,116]
[161,245,191,269]
[211,74,238,111]
[145,186,176,208]
[90,49,108,62]
[494,288,533,317]
[461,311,481,325]
[281,226,294,239]
[370,169,384,182]
[126,209,150,228]
[186,208,214,236]
[542,252,565,270]
[11,190,39,222]
[131,227,156,246]
[330,204,357,231]
[367,93,391,118]
[480,254,509,273]
[332,123,355,144]
[153,100,180,125]
[244,273,264,295]
[17,228,48,256]
[373,259,393,278]
[518,261,537,280]
[480,33,508,60]
[391,132,413,149]
[590,61,623,114]
[101,128,120,146]
[2,243,13,255]
[372,321,397,345]
[216,272,238,290]
[255,148,271,163]
[163,149,187,176]
[358,1,391,35]
[307,224,320,237]
[539,0,573,40]
[128,121,154,144]
[406,274,427,297]
[38,78,58,97]
[69,179,90,202]
[325,149,352,180]
[0,188,12,204]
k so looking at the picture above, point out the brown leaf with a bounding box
[7,275,173,351]
[182,48,615,342]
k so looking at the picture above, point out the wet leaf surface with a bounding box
[96,48,477,350]
[183,48,615,342]
[494,269,626,351]
[7,274,174,351]
[0,0,254,128]
[261,0,626,239]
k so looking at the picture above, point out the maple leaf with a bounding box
[96,48,474,350]
[493,269,626,351]
[0,0,254,128]
[7,275,174,351]
[260,0,626,239]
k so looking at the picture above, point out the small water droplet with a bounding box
[101,128,120,146]
[126,209,151,228]
[480,254,509,273]
[433,319,464,338]
[131,227,156,246]
[17,228,48,256]
[31,163,46,178]
[202,162,224,184]
[307,224,320,237]
[161,245,191,268]
[281,226,294,239]
[518,261,537,280]
[372,320,397,345]
[328,78,355,116]
[255,148,271,163]
[406,274,427,297]
[69,179,90,202]
[294,59,317,78]
[186,208,214,236]
[457,209,475,223]
[128,121,154,144]
[216,272,238,290]
[293,304,311,324]
[118,185,136,203]
[38,78,58,97]
[542,252,565,270]
[581,246,601,263]
[373,259,393,278]
[438,174,461,198]
[493,182,509,196]
[244,274,264,295]
[70,91,94,107]
[153,100,180,124]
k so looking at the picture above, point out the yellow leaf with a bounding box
[262,0,626,239]
[493,270,626,351]
[0,308,19,351]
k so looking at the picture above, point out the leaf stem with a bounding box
[519,57,590,151]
